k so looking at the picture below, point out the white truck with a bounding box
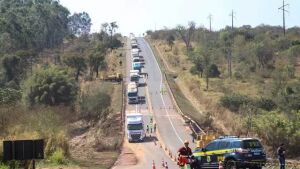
[131,48,139,57]
[126,112,146,142]
[127,82,138,104]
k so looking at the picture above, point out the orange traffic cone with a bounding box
[152,160,156,169]
[165,162,168,169]
[161,159,165,167]
[218,161,224,169]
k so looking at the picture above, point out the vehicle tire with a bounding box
[190,159,201,169]
[225,160,236,169]
[250,166,262,169]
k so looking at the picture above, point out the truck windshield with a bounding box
[128,123,143,130]
[242,140,262,149]
[128,92,137,97]
[131,76,139,81]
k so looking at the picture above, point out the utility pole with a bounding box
[207,14,213,32]
[278,0,289,36]
[229,10,235,29]
[228,10,235,79]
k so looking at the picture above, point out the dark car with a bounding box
[192,136,267,169]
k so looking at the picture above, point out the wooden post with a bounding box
[32,160,35,169]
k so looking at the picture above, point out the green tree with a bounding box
[68,12,92,36]
[2,55,22,83]
[175,21,196,52]
[88,47,106,78]
[166,35,175,50]
[0,0,70,51]
[63,53,87,81]
[220,31,233,78]
[255,42,274,69]
[108,22,118,49]
[23,66,77,106]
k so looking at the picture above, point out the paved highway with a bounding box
[113,37,195,169]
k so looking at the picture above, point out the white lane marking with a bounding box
[142,38,183,144]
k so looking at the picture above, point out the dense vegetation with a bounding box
[0,0,124,168]
[148,24,300,157]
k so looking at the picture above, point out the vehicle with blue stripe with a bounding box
[192,136,266,169]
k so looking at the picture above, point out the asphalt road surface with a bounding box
[113,37,195,169]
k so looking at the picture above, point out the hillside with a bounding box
[0,0,125,168]
[147,25,300,158]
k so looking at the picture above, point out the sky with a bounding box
[59,0,300,36]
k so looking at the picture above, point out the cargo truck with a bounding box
[127,82,138,104]
[126,112,146,142]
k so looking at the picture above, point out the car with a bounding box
[192,136,267,169]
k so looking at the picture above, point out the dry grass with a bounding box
[68,47,124,169]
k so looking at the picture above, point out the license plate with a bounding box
[254,152,260,155]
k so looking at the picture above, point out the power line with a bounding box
[278,0,289,36]
[207,14,213,32]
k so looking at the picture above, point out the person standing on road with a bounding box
[146,124,149,134]
[153,122,156,132]
[177,140,193,169]
[277,143,286,169]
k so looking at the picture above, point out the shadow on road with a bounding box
[143,135,158,142]
[138,83,147,87]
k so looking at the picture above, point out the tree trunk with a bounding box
[76,69,80,81]
[96,66,99,78]
[206,75,209,90]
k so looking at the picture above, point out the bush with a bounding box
[256,97,277,111]
[49,148,67,165]
[208,64,220,78]
[0,163,8,169]
[80,83,112,121]
[234,71,243,80]
[253,111,300,157]
[0,88,22,105]
[22,66,77,106]
[220,93,253,112]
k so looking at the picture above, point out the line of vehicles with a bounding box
[126,34,146,143]
[124,35,267,169]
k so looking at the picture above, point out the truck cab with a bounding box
[126,112,146,142]
[127,82,138,104]
[132,56,140,63]
[130,71,140,84]
[131,48,139,57]
[132,62,142,72]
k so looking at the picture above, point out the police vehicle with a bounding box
[192,136,267,169]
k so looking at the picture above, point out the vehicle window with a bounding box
[127,123,143,130]
[231,141,242,148]
[242,140,262,149]
[205,142,218,151]
[218,141,230,149]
